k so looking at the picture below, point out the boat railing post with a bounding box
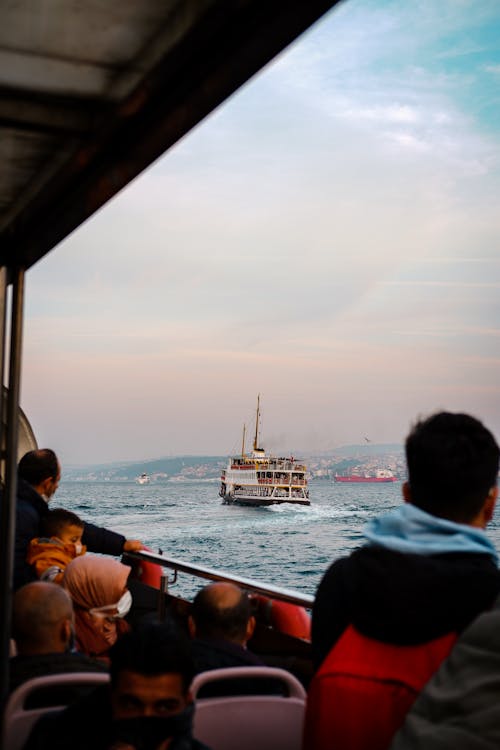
[158,569,178,622]
[0,267,25,733]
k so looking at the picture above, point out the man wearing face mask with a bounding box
[14,449,143,590]
[9,581,107,694]
[24,620,212,750]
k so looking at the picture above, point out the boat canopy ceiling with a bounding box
[0,0,338,273]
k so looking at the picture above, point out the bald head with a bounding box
[189,583,254,645]
[13,581,74,655]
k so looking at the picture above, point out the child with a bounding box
[27,508,86,583]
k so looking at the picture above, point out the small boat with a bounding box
[334,469,398,483]
[136,472,150,485]
[220,396,310,507]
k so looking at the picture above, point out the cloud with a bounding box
[21,0,500,461]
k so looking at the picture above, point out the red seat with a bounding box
[303,625,456,750]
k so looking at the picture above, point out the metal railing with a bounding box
[124,549,315,609]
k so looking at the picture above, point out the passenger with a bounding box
[27,507,86,583]
[306,411,500,750]
[188,582,263,672]
[14,448,143,590]
[390,596,500,749]
[10,581,107,694]
[24,620,212,750]
[62,555,132,662]
[188,582,286,698]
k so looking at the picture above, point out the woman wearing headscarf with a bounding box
[62,555,132,661]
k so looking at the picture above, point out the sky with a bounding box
[19,0,500,465]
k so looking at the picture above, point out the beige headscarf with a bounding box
[63,555,131,659]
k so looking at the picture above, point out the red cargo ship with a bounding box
[334,470,397,483]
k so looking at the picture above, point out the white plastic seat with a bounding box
[2,672,110,750]
[191,666,306,750]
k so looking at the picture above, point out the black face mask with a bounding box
[109,704,194,750]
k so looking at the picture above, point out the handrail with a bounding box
[124,549,315,609]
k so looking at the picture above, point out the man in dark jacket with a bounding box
[14,449,142,590]
[188,582,285,698]
[312,412,500,670]
[306,412,500,750]
[24,621,212,750]
[10,581,107,695]
[188,582,264,669]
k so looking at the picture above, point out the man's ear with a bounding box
[61,618,72,647]
[39,476,54,496]
[482,486,498,526]
[187,615,196,639]
[245,615,256,643]
[402,481,412,504]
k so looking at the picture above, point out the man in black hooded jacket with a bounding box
[14,449,143,590]
[305,413,500,750]
[312,412,500,671]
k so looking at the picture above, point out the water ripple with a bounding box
[56,479,415,598]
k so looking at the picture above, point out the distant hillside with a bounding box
[64,455,224,481]
[63,444,404,482]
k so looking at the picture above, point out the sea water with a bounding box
[55,480,500,602]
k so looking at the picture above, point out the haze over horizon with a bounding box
[20,0,500,464]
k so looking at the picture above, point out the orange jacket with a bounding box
[27,537,87,583]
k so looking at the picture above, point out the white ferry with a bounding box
[220,397,310,507]
[136,472,150,485]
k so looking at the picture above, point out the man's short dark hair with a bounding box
[18,449,59,486]
[108,620,195,693]
[40,508,84,538]
[406,412,500,523]
[191,585,252,642]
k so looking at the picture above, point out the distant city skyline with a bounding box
[21,0,500,464]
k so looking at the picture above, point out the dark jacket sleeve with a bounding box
[311,557,351,671]
[390,605,500,750]
[82,521,126,556]
[14,502,40,590]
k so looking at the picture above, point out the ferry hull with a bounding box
[221,493,310,507]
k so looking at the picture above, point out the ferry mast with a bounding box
[253,394,261,452]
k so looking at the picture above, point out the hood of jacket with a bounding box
[364,503,498,563]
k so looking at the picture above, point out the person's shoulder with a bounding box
[9,652,108,694]
[317,550,358,586]
[192,637,264,671]
[16,481,46,513]
[25,693,110,750]
[66,652,109,672]
[458,600,500,651]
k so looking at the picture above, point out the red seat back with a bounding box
[303,625,457,750]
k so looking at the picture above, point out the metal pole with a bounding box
[0,268,7,481]
[0,267,25,727]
